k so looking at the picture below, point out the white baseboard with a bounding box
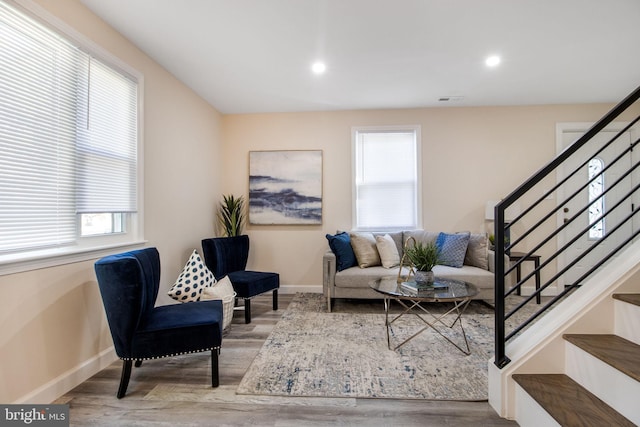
[279,284,322,294]
[18,286,321,404]
[17,347,118,404]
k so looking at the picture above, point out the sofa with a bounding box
[323,230,505,312]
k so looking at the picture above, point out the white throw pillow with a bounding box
[201,275,235,300]
[376,234,400,268]
[168,250,215,302]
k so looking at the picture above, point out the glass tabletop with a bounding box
[370,276,479,302]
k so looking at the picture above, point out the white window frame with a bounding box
[351,125,422,231]
[0,0,145,276]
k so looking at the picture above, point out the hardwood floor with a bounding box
[56,294,516,426]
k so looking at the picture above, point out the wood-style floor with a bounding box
[55,294,517,426]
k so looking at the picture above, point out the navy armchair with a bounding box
[202,235,279,324]
[94,247,223,398]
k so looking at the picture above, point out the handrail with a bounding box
[494,84,640,369]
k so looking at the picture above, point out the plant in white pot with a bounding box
[404,241,441,283]
[217,194,245,237]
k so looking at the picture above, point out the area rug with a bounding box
[237,293,526,401]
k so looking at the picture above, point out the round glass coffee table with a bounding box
[370,276,479,354]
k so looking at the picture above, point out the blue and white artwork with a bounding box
[249,150,322,225]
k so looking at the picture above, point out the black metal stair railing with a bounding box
[494,85,640,368]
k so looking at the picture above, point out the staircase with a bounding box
[488,84,640,424]
[512,293,640,426]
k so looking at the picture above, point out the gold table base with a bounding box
[384,296,473,355]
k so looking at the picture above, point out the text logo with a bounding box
[0,405,68,426]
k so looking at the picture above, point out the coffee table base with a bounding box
[384,297,473,355]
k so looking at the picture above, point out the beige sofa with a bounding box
[323,230,503,312]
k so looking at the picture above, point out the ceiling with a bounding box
[80,0,640,114]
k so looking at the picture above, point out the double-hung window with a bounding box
[352,126,421,230]
[0,1,142,271]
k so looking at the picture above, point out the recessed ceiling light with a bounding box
[311,61,326,74]
[485,55,501,67]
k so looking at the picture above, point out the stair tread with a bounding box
[613,293,640,307]
[513,373,634,427]
[563,334,640,382]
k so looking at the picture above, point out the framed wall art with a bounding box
[249,150,322,225]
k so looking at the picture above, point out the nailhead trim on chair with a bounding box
[120,346,221,361]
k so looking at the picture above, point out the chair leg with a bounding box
[272,289,278,311]
[244,298,251,324]
[134,359,142,367]
[117,360,133,399]
[211,349,220,388]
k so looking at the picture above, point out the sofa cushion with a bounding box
[326,232,357,271]
[335,265,409,288]
[375,234,400,268]
[350,232,381,268]
[464,233,489,269]
[403,230,439,247]
[436,232,470,268]
[432,265,494,291]
[334,264,493,291]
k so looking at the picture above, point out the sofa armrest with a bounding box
[323,250,337,297]
[488,250,512,287]
[488,250,496,273]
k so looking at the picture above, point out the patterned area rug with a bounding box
[237,293,525,401]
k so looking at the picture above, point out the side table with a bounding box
[508,251,541,304]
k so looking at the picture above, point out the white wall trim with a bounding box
[279,284,322,294]
[16,347,118,404]
[16,286,319,404]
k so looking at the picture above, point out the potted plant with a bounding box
[217,194,245,237]
[404,241,440,283]
[489,233,510,253]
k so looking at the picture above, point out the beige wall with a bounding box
[0,0,222,403]
[222,104,640,289]
[3,0,639,406]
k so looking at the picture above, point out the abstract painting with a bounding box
[249,150,322,225]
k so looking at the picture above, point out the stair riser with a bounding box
[566,342,640,425]
[614,300,640,345]
[514,384,560,427]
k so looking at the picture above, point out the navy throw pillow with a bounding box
[436,232,470,268]
[326,232,357,271]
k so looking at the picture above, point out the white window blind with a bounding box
[76,58,138,213]
[353,127,420,230]
[0,1,138,254]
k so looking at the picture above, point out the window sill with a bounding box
[0,240,148,276]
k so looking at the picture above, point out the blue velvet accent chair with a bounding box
[94,247,223,398]
[201,235,279,324]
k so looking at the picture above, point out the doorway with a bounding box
[556,122,640,288]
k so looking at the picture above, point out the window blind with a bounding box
[0,1,138,253]
[76,58,138,213]
[354,129,419,229]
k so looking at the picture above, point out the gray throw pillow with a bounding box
[464,233,489,269]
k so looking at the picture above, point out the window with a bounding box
[352,126,421,230]
[0,1,142,269]
[588,158,605,240]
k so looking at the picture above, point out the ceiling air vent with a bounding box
[438,96,465,102]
